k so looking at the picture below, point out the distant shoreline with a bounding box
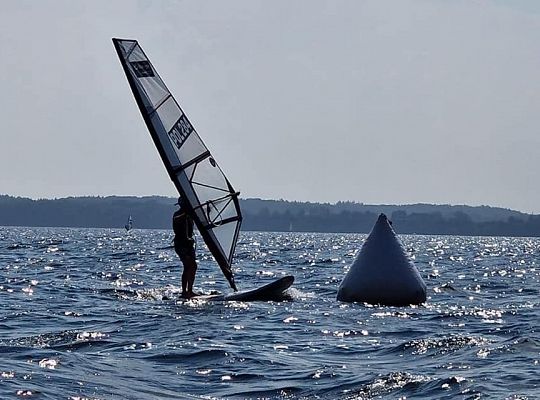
[1,195,539,237]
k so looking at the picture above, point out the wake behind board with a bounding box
[194,276,294,302]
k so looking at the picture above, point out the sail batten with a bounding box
[150,94,174,116]
[171,151,212,174]
[113,38,242,291]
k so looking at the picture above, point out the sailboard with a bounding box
[113,38,242,291]
[125,215,133,231]
[193,276,295,302]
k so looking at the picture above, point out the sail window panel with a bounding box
[210,222,239,263]
[191,157,229,194]
[192,183,228,208]
[126,45,148,62]
[183,164,196,181]
[136,74,170,110]
[118,40,136,56]
[190,162,229,207]
[191,191,237,226]
[218,199,239,221]
[199,196,238,224]
[156,97,182,133]
[209,196,238,221]
[175,131,208,166]
[204,200,225,226]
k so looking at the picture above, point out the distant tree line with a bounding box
[0,195,172,229]
[1,195,539,237]
[246,207,540,237]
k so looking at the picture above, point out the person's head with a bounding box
[177,196,187,209]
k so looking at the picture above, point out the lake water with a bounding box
[0,227,539,399]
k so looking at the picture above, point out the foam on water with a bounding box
[1,227,539,398]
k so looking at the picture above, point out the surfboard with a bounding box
[193,276,294,302]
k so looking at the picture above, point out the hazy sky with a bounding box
[1,0,540,213]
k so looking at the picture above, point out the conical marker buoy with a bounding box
[337,213,426,306]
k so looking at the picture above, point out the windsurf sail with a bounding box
[125,215,133,231]
[113,38,242,291]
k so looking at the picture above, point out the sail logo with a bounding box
[130,61,155,78]
[168,114,193,149]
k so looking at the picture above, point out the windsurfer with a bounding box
[173,197,198,298]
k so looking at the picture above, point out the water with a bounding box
[0,227,539,399]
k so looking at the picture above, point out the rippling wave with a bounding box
[1,227,539,399]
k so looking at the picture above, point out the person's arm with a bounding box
[188,216,195,241]
[173,211,187,222]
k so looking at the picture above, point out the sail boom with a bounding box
[203,216,242,230]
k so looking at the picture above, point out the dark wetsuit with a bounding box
[172,208,195,261]
[173,207,197,297]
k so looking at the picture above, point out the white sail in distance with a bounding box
[113,38,242,291]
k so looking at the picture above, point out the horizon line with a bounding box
[0,193,534,215]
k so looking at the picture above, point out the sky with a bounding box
[1,0,540,213]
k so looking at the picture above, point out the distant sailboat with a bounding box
[125,215,133,231]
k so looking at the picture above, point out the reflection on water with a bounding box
[0,227,539,398]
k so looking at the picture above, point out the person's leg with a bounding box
[179,246,197,298]
[181,266,189,295]
[177,247,191,297]
[186,255,198,296]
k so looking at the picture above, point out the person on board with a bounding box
[173,197,198,298]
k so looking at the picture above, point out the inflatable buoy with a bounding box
[337,213,426,306]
